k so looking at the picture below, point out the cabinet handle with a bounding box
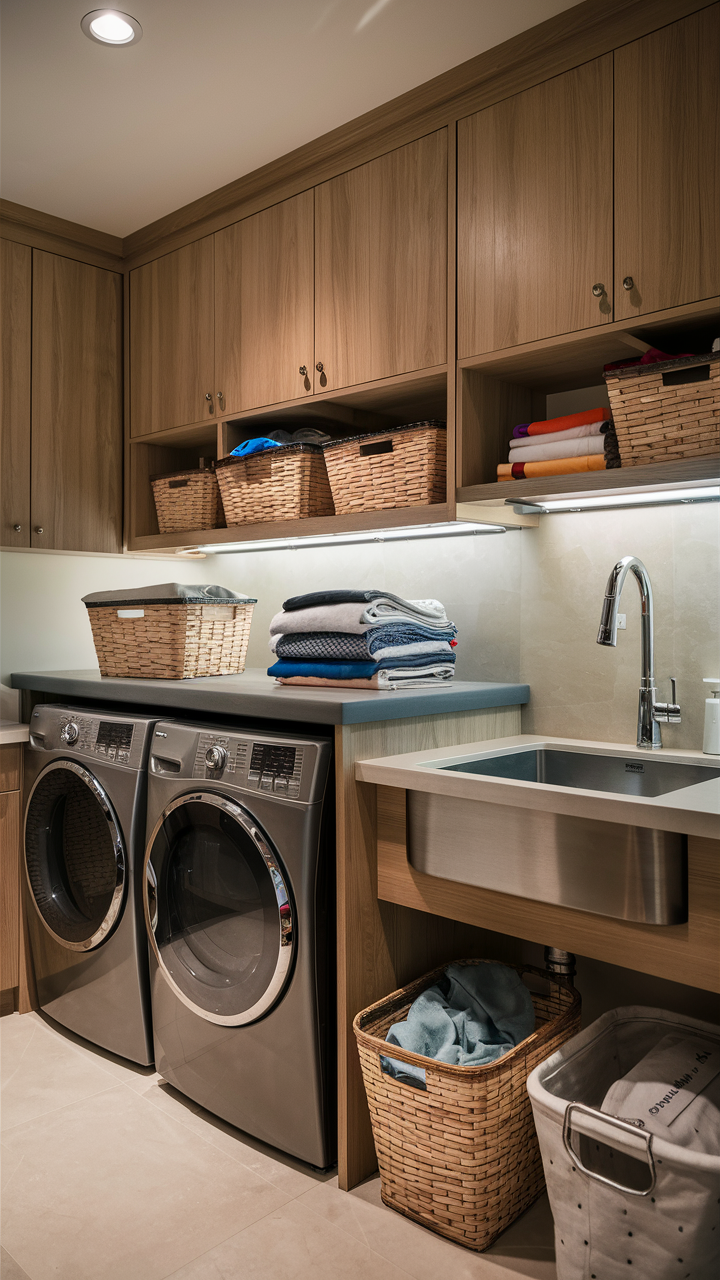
[216,391,224,409]
[623,276,635,291]
[35,526,44,534]
[13,524,22,532]
[592,283,606,297]
[315,362,324,373]
[299,366,307,377]
[205,392,214,411]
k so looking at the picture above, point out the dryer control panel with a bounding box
[151,723,326,805]
[28,705,151,771]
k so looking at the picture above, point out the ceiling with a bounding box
[1,0,576,239]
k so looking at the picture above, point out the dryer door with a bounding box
[144,793,295,1026]
[24,761,126,951]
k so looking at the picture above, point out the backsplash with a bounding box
[1,502,717,751]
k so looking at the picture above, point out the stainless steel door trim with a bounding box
[143,790,295,1027]
[24,759,126,952]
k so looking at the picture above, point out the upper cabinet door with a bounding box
[215,191,314,414]
[614,5,720,320]
[457,57,613,358]
[130,237,214,436]
[314,131,447,392]
[1,239,31,548]
[31,251,122,553]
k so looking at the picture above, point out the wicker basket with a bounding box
[86,596,256,679]
[151,466,225,534]
[323,421,446,514]
[353,958,581,1253]
[215,443,334,525]
[604,352,719,467]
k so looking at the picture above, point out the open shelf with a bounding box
[458,455,719,507]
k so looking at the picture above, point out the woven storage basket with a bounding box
[85,592,256,679]
[323,421,446,514]
[353,958,581,1253]
[604,352,719,466]
[215,443,334,525]
[151,466,225,534]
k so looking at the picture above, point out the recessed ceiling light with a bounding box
[81,10,142,46]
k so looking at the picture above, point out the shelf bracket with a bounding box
[455,501,539,528]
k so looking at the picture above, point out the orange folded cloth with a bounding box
[497,455,607,479]
[525,408,608,436]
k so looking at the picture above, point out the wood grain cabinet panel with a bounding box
[314,131,447,392]
[31,251,122,553]
[457,56,613,357]
[130,237,214,435]
[0,790,21,998]
[1,239,32,548]
[614,4,720,319]
[215,191,314,413]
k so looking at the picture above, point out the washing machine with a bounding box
[143,720,335,1169]
[23,705,155,1065]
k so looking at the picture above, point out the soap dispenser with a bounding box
[703,678,720,755]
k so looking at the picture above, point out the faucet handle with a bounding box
[654,676,681,724]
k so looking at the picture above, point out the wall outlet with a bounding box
[617,614,626,629]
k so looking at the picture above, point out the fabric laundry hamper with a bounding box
[527,1006,720,1280]
[323,421,446,514]
[353,958,581,1252]
[83,583,256,679]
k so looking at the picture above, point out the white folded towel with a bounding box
[602,1032,720,1154]
[507,436,606,464]
[509,420,608,449]
[269,599,450,636]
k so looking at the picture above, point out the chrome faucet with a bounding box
[597,555,681,749]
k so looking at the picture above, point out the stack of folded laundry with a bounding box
[497,408,621,480]
[267,589,458,690]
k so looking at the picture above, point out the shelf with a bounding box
[458,456,720,506]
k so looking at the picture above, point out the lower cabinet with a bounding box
[0,747,21,1015]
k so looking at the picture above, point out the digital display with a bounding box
[96,722,133,750]
[250,744,296,776]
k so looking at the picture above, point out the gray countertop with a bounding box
[11,669,529,726]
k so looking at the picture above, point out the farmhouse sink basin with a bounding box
[432,746,720,798]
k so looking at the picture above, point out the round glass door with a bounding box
[24,761,126,951]
[144,793,295,1026]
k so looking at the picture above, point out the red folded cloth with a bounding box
[522,409,608,437]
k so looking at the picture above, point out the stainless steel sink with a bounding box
[434,747,720,798]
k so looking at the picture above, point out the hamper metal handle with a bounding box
[562,1102,657,1196]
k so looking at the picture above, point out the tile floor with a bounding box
[1,1012,557,1280]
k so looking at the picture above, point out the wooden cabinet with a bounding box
[614,4,720,320]
[0,746,21,1014]
[1,239,32,548]
[130,237,215,435]
[31,252,123,553]
[457,57,613,358]
[315,131,447,391]
[215,191,314,413]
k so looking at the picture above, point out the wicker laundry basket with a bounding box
[323,421,447,514]
[215,443,334,525]
[151,465,225,534]
[604,352,719,466]
[84,584,256,679]
[353,958,581,1252]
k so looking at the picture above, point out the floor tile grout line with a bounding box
[0,1080,123,1137]
[0,1022,40,1093]
[0,1241,33,1280]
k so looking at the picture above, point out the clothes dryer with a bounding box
[23,705,155,1065]
[143,721,335,1169]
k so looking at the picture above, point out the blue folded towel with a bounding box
[267,654,455,680]
[230,437,281,458]
[381,962,535,1088]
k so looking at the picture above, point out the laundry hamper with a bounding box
[604,352,720,466]
[83,583,256,679]
[151,463,224,534]
[353,958,581,1252]
[527,1006,720,1280]
[215,442,334,525]
[323,421,446,514]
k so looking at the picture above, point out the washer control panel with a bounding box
[29,706,149,771]
[191,731,304,799]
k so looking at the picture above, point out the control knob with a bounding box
[60,722,79,745]
[205,745,227,771]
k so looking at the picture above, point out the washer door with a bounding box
[24,760,126,951]
[144,793,295,1026]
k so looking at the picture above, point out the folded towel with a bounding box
[497,455,607,479]
[512,408,609,438]
[272,632,454,662]
[281,589,448,620]
[269,600,450,636]
[229,437,281,457]
[601,1032,720,1154]
[381,962,535,1086]
[268,654,455,681]
[509,421,608,449]
[277,666,455,690]
[507,436,606,463]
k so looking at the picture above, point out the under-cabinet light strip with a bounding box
[194,521,510,554]
[512,485,720,514]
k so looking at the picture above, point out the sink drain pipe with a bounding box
[544,946,576,983]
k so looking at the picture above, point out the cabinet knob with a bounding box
[35,526,44,534]
[592,283,606,298]
[299,366,307,377]
[216,391,224,409]
[205,392,214,411]
[13,524,22,532]
[622,276,635,291]
[315,362,324,373]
